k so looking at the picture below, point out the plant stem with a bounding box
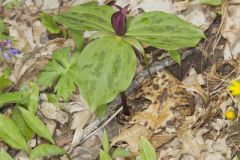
[120,92,130,116]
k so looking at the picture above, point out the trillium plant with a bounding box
[47,2,204,111]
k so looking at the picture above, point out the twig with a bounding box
[79,106,123,144]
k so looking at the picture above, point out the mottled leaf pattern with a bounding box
[127,12,205,50]
[53,4,114,32]
[78,36,136,110]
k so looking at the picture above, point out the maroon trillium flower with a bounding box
[111,5,130,36]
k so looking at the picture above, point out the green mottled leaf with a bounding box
[12,107,33,141]
[30,144,65,160]
[38,48,79,101]
[0,149,13,160]
[40,12,60,34]
[19,107,54,144]
[0,114,29,152]
[99,149,112,160]
[127,12,205,50]
[168,50,181,65]
[53,4,114,32]
[200,0,221,6]
[96,104,107,119]
[102,129,109,152]
[68,28,84,50]
[112,148,132,159]
[123,36,144,55]
[139,137,156,160]
[28,83,39,114]
[78,36,136,110]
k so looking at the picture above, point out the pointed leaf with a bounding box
[12,107,33,141]
[19,107,54,144]
[102,130,109,152]
[0,92,24,108]
[168,50,181,65]
[28,83,39,114]
[78,36,136,110]
[53,4,114,32]
[127,12,205,50]
[68,28,84,50]
[139,137,156,160]
[0,149,13,160]
[38,48,79,101]
[30,144,65,160]
[0,114,29,152]
[40,12,60,34]
[99,149,112,160]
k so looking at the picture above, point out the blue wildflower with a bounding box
[0,40,21,61]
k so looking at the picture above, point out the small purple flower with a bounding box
[0,39,21,61]
[8,48,21,55]
[111,5,130,36]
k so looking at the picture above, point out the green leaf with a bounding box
[53,4,114,32]
[78,36,136,110]
[19,107,54,144]
[12,107,33,141]
[28,83,39,114]
[0,149,14,160]
[123,36,144,55]
[30,144,65,160]
[127,12,205,50]
[168,50,181,65]
[139,137,156,160]
[99,149,112,160]
[0,114,29,152]
[38,48,79,101]
[200,0,221,6]
[68,28,84,50]
[102,129,109,152]
[40,12,60,34]
[0,76,12,92]
[112,148,132,159]
[96,104,108,119]
[0,92,25,108]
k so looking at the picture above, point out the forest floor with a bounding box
[1,0,240,160]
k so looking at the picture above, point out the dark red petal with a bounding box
[111,5,129,36]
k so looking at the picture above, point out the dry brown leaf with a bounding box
[111,124,150,153]
[71,109,92,148]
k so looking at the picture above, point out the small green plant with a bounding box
[41,2,204,111]
[100,130,156,160]
[0,84,66,159]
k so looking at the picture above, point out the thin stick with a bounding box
[79,106,123,144]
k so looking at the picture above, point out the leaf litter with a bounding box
[1,0,240,160]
